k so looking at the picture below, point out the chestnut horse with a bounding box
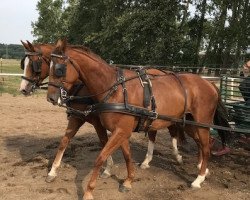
[19,40,185,183]
[47,39,225,200]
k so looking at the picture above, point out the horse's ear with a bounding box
[60,38,67,52]
[26,40,35,52]
[21,40,30,51]
[55,38,67,53]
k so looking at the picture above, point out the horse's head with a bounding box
[19,40,51,95]
[47,39,80,105]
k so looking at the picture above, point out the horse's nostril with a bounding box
[21,89,27,95]
[47,97,57,105]
[49,97,55,103]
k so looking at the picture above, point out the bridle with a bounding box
[48,53,79,101]
[21,51,50,91]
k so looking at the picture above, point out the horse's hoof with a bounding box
[45,175,56,183]
[140,163,150,169]
[119,184,131,193]
[100,171,111,179]
[83,192,94,200]
[191,182,201,189]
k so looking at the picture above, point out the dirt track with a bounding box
[0,94,249,200]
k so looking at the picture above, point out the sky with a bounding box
[0,0,39,45]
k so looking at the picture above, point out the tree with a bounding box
[83,0,182,65]
[67,0,106,45]
[31,0,250,67]
[32,0,70,43]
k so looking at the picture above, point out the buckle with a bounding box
[60,87,68,100]
[83,106,92,116]
[151,111,158,120]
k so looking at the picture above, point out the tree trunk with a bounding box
[193,0,207,72]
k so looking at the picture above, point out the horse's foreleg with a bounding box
[140,130,157,169]
[84,129,131,200]
[191,128,210,188]
[46,116,84,183]
[92,119,113,178]
[119,139,135,192]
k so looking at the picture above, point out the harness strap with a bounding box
[159,70,188,126]
[65,84,95,106]
[21,76,36,83]
[134,68,157,133]
[48,82,62,88]
[92,102,249,134]
[118,68,129,109]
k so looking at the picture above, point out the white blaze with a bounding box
[20,57,30,91]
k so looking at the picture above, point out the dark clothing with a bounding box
[239,76,250,105]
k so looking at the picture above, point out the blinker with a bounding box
[20,56,26,70]
[54,63,67,77]
[32,59,42,73]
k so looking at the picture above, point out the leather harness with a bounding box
[65,67,188,134]
[49,53,188,133]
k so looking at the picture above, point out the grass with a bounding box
[0,58,22,74]
[0,59,22,95]
[0,76,21,95]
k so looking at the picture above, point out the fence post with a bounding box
[0,58,2,73]
[0,58,4,83]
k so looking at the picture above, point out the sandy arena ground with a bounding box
[0,94,249,200]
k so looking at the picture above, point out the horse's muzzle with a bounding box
[20,88,33,96]
[47,94,59,105]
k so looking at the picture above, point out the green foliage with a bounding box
[32,0,71,43]
[0,44,24,59]
[32,0,250,67]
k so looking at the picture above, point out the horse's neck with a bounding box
[73,52,116,99]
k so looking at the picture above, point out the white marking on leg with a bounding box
[191,175,206,188]
[197,162,202,169]
[197,161,209,176]
[48,149,65,177]
[48,165,58,177]
[141,140,154,169]
[102,156,113,176]
[172,137,183,164]
[205,168,209,176]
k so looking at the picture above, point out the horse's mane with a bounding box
[70,45,92,53]
[67,45,108,64]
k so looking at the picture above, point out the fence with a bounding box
[220,76,250,130]
[114,64,242,77]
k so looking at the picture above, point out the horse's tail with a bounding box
[211,83,233,146]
